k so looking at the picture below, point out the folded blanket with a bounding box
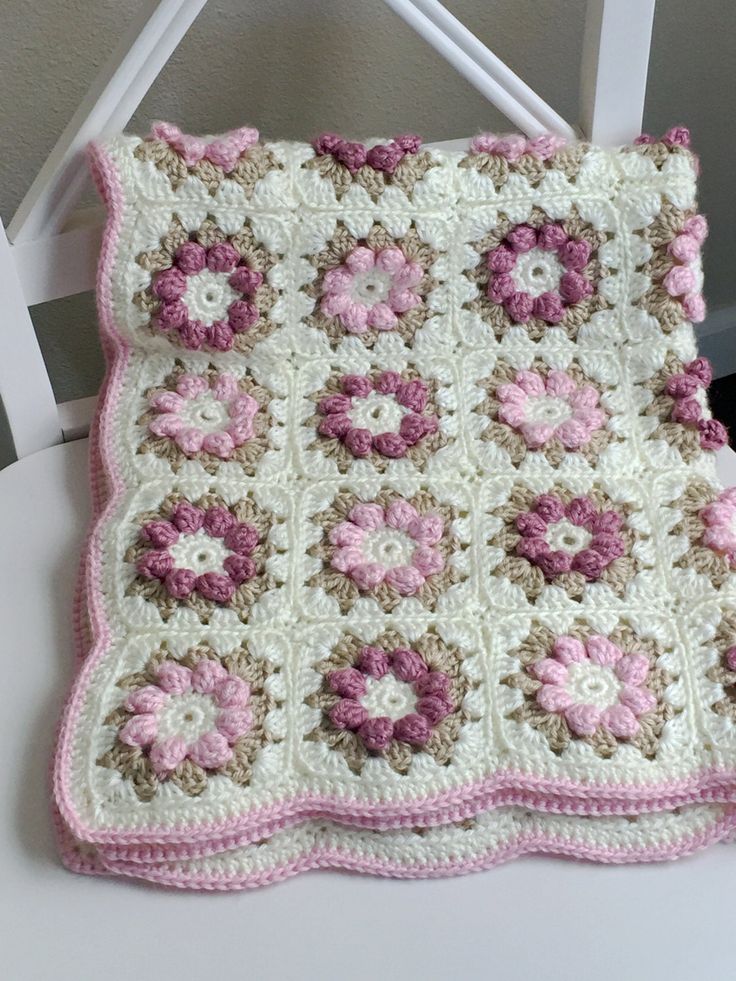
[53,123,736,887]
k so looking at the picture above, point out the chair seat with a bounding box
[1,437,735,981]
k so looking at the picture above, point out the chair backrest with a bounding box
[0,0,656,461]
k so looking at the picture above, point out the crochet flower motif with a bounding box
[662,215,708,323]
[139,365,272,476]
[503,623,672,759]
[515,494,625,581]
[134,122,280,196]
[320,245,423,334]
[98,644,276,800]
[147,371,258,459]
[327,647,454,752]
[309,490,461,613]
[306,630,472,775]
[700,489,736,566]
[485,222,594,325]
[126,494,274,622]
[489,484,639,601]
[150,121,260,171]
[306,133,434,202]
[671,479,736,589]
[315,370,440,464]
[118,658,253,777]
[330,501,445,596]
[136,503,260,602]
[496,369,606,449]
[153,240,263,350]
[305,222,437,348]
[663,358,727,451]
[134,215,278,353]
[313,132,423,175]
[531,634,656,739]
[643,355,727,462]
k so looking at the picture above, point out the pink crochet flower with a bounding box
[329,500,446,595]
[664,356,727,451]
[327,644,454,750]
[148,372,259,459]
[320,245,423,333]
[469,131,566,160]
[135,502,261,604]
[119,657,253,776]
[531,634,656,738]
[700,488,736,566]
[317,371,439,458]
[515,493,626,581]
[485,222,595,324]
[663,215,708,323]
[497,369,606,448]
[150,121,260,171]
[153,240,264,350]
[313,133,422,175]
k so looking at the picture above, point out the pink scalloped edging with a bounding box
[53,132,736,864]
[65,811,736,892]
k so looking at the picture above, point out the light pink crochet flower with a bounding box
[531,634,656,738]
[329,500,446,595]
[153,240,263,351]
[136,502,261,604]
[327,644,454,750]
[497,369,606,448]
[317,370,439,458]
[701,488,736,565]
[148,372,259,459]
[516,493,626,581]
[469,131,566,160]
[119,657,253,776]
[663,215,708,323]
[486,222,595,324]
[320,245,423,334]
[150,121,260,171]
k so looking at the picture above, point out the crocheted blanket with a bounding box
[54,123,736,888]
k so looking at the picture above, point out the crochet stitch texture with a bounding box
[53,123,736,888]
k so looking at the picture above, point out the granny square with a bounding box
[53,123,736,883]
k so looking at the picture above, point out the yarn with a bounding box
[51,122,736,891]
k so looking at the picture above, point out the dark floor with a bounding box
[710,373,736,447]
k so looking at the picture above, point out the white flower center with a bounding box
[182,269,239,322]
[545,519,592,554]
[168,528,231,574]
[524,394,572,425]
[361,527,415,567]
[348,391,407,435]
[564,663,622,710]
[350,268,391,305]
[178,393,230,434]
[156,691,218,744]
[511,248,563,297]
[361,674,417,720]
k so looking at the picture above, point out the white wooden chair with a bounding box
[1,3,733,977]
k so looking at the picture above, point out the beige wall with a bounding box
[1,0,734,466]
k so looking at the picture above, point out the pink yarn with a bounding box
[497,368,607,450]
[329,500,446,596]
[532,634,654,738]
[486,222,595,323]
[150,121,259,171]
[469,131,565,161]
[516,494,626,582]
